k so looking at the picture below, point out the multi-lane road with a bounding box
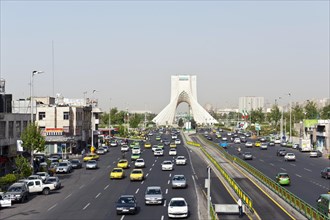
[205,130,330,208]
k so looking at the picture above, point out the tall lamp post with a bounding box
[30,71,44,122]
[288,93,292,142]
[109,99,111,138]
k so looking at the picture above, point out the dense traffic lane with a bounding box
[209,132,330,208]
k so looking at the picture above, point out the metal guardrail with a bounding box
[185,137,254,213]
[199,135,330,220]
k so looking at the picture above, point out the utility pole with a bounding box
[205,166,211,220]
[109,99,111,137]
[289,93,292,142]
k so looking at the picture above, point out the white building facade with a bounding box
[239,96,265,113]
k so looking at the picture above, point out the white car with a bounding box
[175,156,187,165]
[96,148,105,155]
[135,158,145,168]
[154,148,164,156]
[284,153,296,161]
[169,148,177,156]
[152,145,159,152]
[234,138,241,144]
[174,139,181,145]
[0,193,12,208]
[168,197,188,218]
[86,160,98,169]
[245,142,253,147]
[161,161,174,171]
[132,147,141,154]
[36,172,50,182]
[222,137,228,141]
[260,143,268,150]
[171,134,178,139]
[121,145,129,152]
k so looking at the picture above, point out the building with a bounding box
[0,79,30,175]
[239,96,265,113]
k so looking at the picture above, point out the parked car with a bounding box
[321,167,330,179]
[310,150,323,158]
[36,172,50,182]
[168,197,189,218]
[145,186,163,205]
[4,182,29,203]
[86,160,98,169]
[44,176,61,189]
[171,175,187,188]
[70,159,83,169]
[116,195,137,215]
[26,179,56,195]
[0,192,12,208]
[27,175,43,181]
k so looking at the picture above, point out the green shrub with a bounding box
[0,174,17,191]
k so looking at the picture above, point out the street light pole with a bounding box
[30,71,44,123]
[109,99,111,137]
[289,93,292,142]
[207,166,211,220]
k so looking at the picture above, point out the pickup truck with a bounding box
[26,179,56,195]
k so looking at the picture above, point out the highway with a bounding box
[1,131,243,220]
[206,130,330,208]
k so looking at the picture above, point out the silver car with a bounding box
[145,186,163,205]
[86,160,98,169]
[171,174,187,188]
[56,161,73,173]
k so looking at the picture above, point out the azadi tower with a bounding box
[152,75,218,126]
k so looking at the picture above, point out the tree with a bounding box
[304,101,318,119]
[14,155,33,178]
[129,114,142,128]
[320,104,330,119]
[269,104,281,126]
[190,118,197,129]
[20,123,46,165]
[291,104,304,123]
[178,118,184,128]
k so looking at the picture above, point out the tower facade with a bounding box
[152,75,218,126]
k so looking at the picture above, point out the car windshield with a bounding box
[87,161,96,164]
[132,170,142,174]
[71,160,79,164]
[173,176,185,181]
[147,189,161,194]
[163,161,172,164]
[59,163,68,166]
[136,159,144,162]
[170,200,186,206]
[113,169,122,172]
[8,186,23,192]
[119,197,135,204]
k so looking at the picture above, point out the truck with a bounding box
[299,139,312,152]
[26,179,56,195]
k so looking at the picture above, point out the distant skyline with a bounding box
[1,1,329,113]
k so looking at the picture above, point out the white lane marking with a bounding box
[91,176,95,181]
[269,163,274,166]
[259,159,264,162]
[290,164,296,167]
[107,165,111,168]
[295,174,302,178]
[163,199,166,207]
[169,173,172,177]
[79,184,85,189]
[113,161,116,164]
[146,173,149,177]
[104,184,109,190]
[155,159,157,162]
[95,193,101,198]
[135,188,139,194]
[120,215,125,220]
[64,193,72,200]
[48,203,57,211]
[83,203,90,210]
[280,168,286,171]
[117,157,120,160]
[304,168,312,172]
[190,150,192,152]
[161,215,164,220]
[149,168,152,171]
[152,163,155,167]
[165,189,168,194]
[141,181,144,184]
[167,180,170,184]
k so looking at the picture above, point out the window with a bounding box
[63,112,69,120]
[16,121,21,138]
[23,121,28,130]
[39,112,46,120]
[9,121,14,138]
[0,121,6,139]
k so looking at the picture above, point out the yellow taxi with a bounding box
[83,154,100,162]
[110,168,125,179]
[117,159,129,169]
[144,142,151,148]
[130,169,144,181]
[170,142,177,148]
[255,141,261,147]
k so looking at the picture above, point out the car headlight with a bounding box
[16,194,22,198]
[117,207,123,210]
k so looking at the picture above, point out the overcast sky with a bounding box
[1,1,329,113]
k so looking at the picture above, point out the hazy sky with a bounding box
[1,1,329,113]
